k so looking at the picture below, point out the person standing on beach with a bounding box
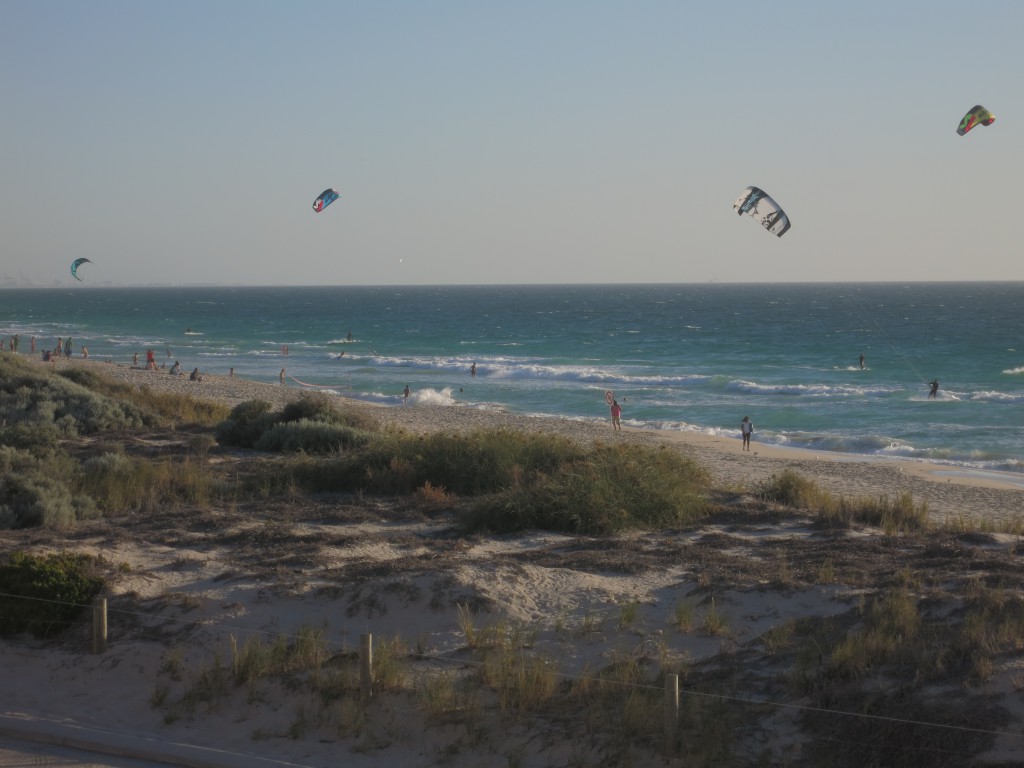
[610,399,622,431]
[740,416,754,451]
[280,368,286,385]
[403,384,410,402]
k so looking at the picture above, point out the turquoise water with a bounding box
[2,283,1022,473]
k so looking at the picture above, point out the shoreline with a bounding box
[37,356,1024,524]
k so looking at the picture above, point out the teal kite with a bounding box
[70,258,93,281]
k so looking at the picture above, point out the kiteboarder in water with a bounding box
[928,379,939,398]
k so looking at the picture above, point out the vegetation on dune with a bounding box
[4,356,1024,764]
[0,551,106,638]
[215,393,376,453]
[758,468,930,532]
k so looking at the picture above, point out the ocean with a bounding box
[2,283,1022,475]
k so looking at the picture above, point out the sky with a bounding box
[1,0,1022,287]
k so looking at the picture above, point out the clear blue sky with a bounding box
[1,1,1021,286]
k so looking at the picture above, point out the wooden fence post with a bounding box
[664,673,679,759]
[91,597,107,654]
[360,633,373,701]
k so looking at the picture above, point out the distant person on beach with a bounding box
[64,338,72,357]
[740,416,754,451]
[610,399,622,431]
[859,353,865,370]
[280,368,286,385]
[190,367,202,382]
[470,363,476,377]
[403,384,410,402]
[170,361,182,376]
[81,347,88,359]
[133,352,138,366]
[146,349,157,370]
[928,379,939,398]
[229,367,234,377]
[30,336,35,353]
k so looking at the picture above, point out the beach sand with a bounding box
[3,358,1024,767]
[53,358,1024,524]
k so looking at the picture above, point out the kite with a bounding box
[70,258,93,281]
[733,186,791,237]
[312,188,341,213]
[957,105,995,136]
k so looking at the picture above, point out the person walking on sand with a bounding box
[740,416,754,451]
[610,399,622,431]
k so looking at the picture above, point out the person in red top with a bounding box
[610,399,622,431]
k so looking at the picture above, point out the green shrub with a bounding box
[279,393,379,432]
[215,399,277,448]
[254,418,372,454]
[0,356,148,434]
[0,445,94,529]
[348,429,587,496]
[0,551,105,637]
[461,443,710,535]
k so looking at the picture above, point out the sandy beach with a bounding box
[53,358,1024,525]
[3,357,1024,767]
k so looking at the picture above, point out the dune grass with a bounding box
[757,468,930,532]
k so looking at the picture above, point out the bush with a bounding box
[0,551,105,637]
[254,418,372,454]
[0,355,149,434]
[215,400,276,448]
[0,445,94,529]
[460,443,711,535]
[279,393,379,431]
[319,429,586,496]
